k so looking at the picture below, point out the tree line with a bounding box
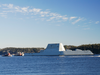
[0,43,100,55]
[64,43,100,54]
[0,47,44,55]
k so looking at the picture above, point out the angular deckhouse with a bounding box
[25,43,93,56]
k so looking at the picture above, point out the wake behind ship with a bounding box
[25,43,93,56]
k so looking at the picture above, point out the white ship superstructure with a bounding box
[25,43,93,56]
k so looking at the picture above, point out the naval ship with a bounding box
[25,43,93,56]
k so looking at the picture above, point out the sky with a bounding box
[0,0,100,48]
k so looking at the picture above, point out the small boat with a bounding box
[2,52,12,57]
[14,52,24,56]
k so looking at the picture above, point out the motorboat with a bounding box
[2,52,12,57]
[14,52,24,56]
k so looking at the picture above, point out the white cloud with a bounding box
[56,15,63,19]
[19,18,23,20]
[0,12,7,18]
[16,10,22,12]
[47,12,68,21]
[89,22,91,23]
[50,13,59,16]
[47,17,55,21]
[57,15,62,18]
[1,14,7,18]
[41,18,45,21]
[35,19,38,21]
[82,25,88,27]
[21,7,29,12]
[3,11,14,13]
[2,4,13,9]
[78,25,80,26]
[41,15,45,17]
[8,4,13,9]
[56,24,61,26]
[84,23,87,24]
[40,11,49,17]
[72,18,82,24]
[40,11,49,15]
[0,4,72,22]
[26,17,29,19]
[14,6,23,12]
[31,16,34,18]
[46,19,50,21]
[2,4,8,6]
[70,17,77,20]
[15,6,19,10]
[50,17,55,20]
[33,8,41,12]
[1,3,95,26]
[57,20,62,22]
[29,9,32,12]
[29,8,41,15]
[62,17,68,21]
[95,21,99,24]
[0,13,6,14]
[84,28,90,30]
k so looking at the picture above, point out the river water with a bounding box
[0,55,100,75]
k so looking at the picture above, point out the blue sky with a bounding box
[0,0,100,48]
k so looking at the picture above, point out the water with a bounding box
[0,55,100,75]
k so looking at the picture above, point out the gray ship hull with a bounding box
[25,43,93,56]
